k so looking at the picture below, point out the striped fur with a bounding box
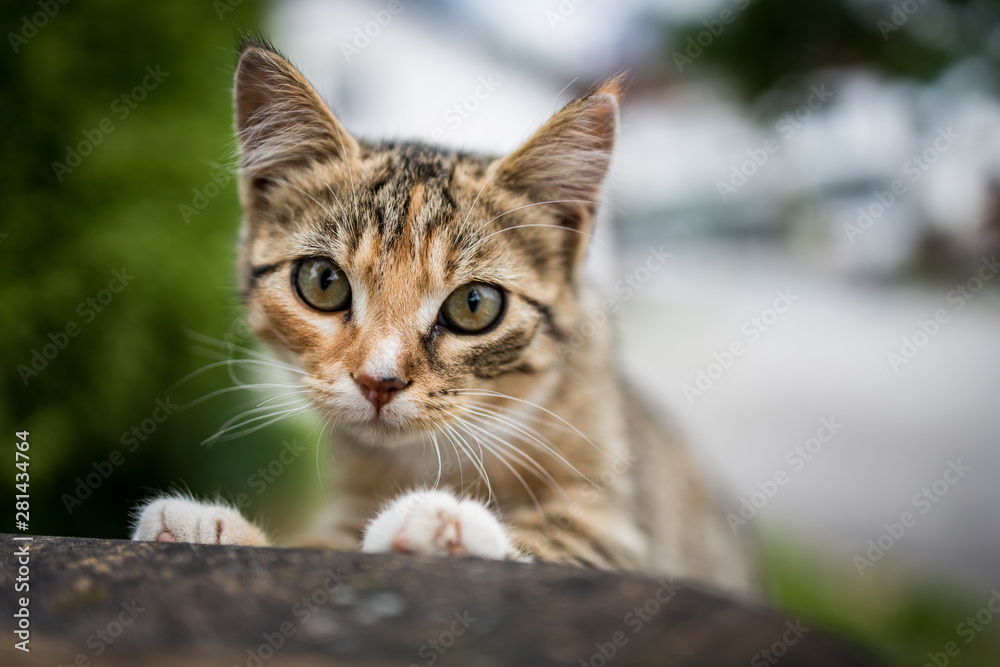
[233,36,754,595]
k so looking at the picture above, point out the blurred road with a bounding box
[613,241,1000,593]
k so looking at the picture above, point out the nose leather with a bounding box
[354,373,406,412]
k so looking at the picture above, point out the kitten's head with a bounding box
[233,38,620,446]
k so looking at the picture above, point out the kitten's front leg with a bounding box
[361,490,515,560]
[131,495,270,546]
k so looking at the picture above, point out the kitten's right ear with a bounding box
[234,37,359,188]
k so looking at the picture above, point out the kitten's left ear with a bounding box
[233,36,359,189]
[493,76,623,267]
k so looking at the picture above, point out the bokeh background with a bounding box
[3,0,1000,664]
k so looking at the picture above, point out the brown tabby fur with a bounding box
[233,36,754,594]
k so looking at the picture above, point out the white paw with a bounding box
[131,496,269,546]
[361,490,510,560]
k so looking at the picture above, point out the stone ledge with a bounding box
[0,534,885,666]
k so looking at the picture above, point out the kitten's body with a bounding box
[132,38,754,596]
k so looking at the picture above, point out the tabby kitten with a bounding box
[131,37,754,595]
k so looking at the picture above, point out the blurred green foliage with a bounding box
[0,0,322,541]
[764,533,1000,667]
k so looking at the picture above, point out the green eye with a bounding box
[294,257,351,312]
[440,282,505,333]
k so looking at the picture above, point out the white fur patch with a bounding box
[417,292,449,331]
[361,490,510,560]
[362,335,402,379]
[131,495,268,546]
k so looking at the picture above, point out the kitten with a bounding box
[131,37,754,595]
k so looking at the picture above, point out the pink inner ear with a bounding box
[233,45,359,177]
[234,49,288,136]
[493,88,619,231]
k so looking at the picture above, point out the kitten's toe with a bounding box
[362,490,510,560]
[131,496,269,546]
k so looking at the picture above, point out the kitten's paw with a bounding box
[131,496,269,546]
[361,490,510,560]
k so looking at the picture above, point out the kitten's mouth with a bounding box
[340,415,426,447]
[301,378,430,446]
[310,397,425,446]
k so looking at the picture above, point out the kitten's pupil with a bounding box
[319,268,334,291]
[467,289,481,314]
[296,258,351,312]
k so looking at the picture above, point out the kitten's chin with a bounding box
[306,389,428,447]
[335,421,426,448]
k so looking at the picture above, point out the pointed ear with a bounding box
[493,76,623,262]
[234,37,359,188]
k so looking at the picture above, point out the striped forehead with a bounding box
[362,143,461,249]
[285,144,524,317]
[348,148,462,327]
[343,229,450,330]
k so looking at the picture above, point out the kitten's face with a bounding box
[233,39,618,446]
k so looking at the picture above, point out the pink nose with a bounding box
[354,373,406,412]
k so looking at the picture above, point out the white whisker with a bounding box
[438,427,464,489]
[331,123,359,220]
[310,416,332,497]
[168,357,308,397]
[451,388,608,458]
[182,329,312,374]
[203,405,311,447]
[180,381,303,411]
[453,417,545,520]
[284,181,345,227]
[325,182,349,220]
[466,224,608,260]
[459,199,611,260]
[440,417,493,504]
[459,409,583,495]
[429,427,443,490]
